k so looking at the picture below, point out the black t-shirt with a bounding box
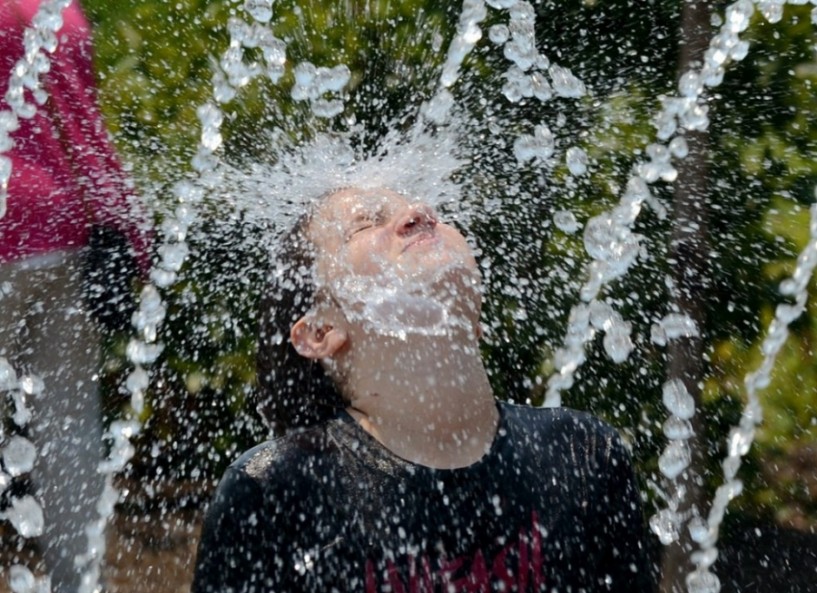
[192,403,654,593]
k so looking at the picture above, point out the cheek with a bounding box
[440,227,477,264]
[342,236,388,276]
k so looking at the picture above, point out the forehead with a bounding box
[313,188,409,226]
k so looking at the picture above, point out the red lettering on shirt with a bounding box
[439,556,466,590]
[388,560,408,593]
[531,511,544,590]
[491,546,515,591]
[363,512,547,592]
[366,559,377,593]
[518,526,529,592]
[409,555,434,593]
[465,550,490,593]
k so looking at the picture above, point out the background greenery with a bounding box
[80,0,817,539]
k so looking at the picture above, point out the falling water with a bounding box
[0,1,72,591]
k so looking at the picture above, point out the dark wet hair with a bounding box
[254,209,346,435]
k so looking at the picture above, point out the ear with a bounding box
[290,316,348,360]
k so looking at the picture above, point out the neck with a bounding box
[342,329,499,470]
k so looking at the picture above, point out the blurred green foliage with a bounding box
[80,0,817,527]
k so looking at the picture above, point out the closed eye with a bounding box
[346,209,387,240]
[349,222,373,237]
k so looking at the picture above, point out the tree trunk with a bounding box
[660,2,712,592]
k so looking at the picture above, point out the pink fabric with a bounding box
[0,0,151,273]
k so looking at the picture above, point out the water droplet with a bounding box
[686,569,720,593]
[688,516,714,545]
[530,70,551,102]
[583,215,640,276]
[513,124,554,163]
[0,357,17,390]
[682,103,709,131]
[758,1,783,23]
[197,102,224,129]
[174,180,205,204]
[315,65,351,93]
[660,313,699,341]
[192,148,218,173]
[659,440,691,479]
[261,35,286,65]
[158,242,190,272]
[126,339,164,365]
[488,24,509,45]
[293,60,317,88]
[0,130,13,152]
[566,146,588,176]
[10,392,32,427]
[775,302,804,324]
[244,0,273,23]
[727,427,754,457]
[2,436,37,476]
[663,416,694,440]
[548,64,585,98]
[649,508,680,545]
[4,495,44,537]
[553,210,579,234]
[662,379,695,420]
[19,374,44,396]
[201,129,223,151]
[646,143,670,163]
[126,367,150,395]
[725,0,753,33]
[691,547,720,570]
[9,565,35,593]
[717,479,743,503]
[311,98,344,119]
[669,136,688,158]
[588,300,614,329]
[149,268,177,289]
[502,66,532,102]
[603,319,633,363]
[730,40,749,62]
[678,72,701,98]
[0,109,20,133]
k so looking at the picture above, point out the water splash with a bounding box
[545,0,760,411]
[0,4,73,579]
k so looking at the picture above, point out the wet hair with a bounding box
[254,209,346,435]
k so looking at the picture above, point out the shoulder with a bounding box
[498,401,626,466]
[201,425,338,534]
[500,401,618,439]
[227,424,337,493]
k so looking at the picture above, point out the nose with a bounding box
[395,203,437,236]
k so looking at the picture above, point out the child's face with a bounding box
[308,188,480,304]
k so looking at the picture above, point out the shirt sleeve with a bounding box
[191,466,303,593]
[595,432,657,593]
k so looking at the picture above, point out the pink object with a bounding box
[0,0,151,273]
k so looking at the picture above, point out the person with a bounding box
[0,1,150,591]
[192,187,654,592]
